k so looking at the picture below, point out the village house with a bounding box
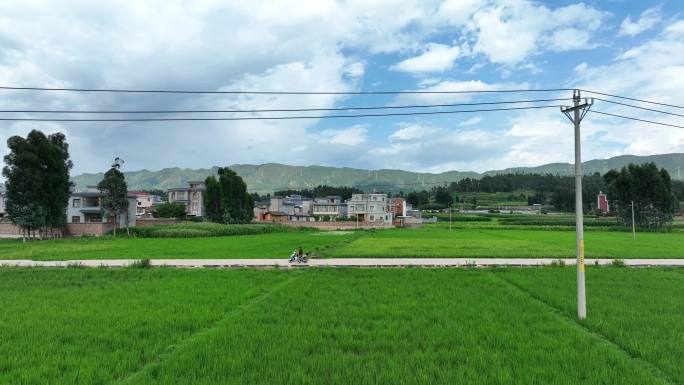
[267,195,315,222]
[597,191,610,215]
[347,193,393,223]
[129,191,163,217]
[167,181,205,217]
[312,196,348,219]
[0,189,6,221]
[67,187,137,227]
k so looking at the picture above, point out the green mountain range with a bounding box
[70,153,684,193]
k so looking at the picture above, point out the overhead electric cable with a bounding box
[0,98,572,114]
[593,98,684,118]
[0,105,558,122]
[589,110,684,129]
[0,85,573,95]
[581,89,684,110]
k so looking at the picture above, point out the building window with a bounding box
[86,215,102,223]
[72,199,81,208]
[71,216,80,223]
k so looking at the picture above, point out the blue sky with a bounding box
[1,0,683,175]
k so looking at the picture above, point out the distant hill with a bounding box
[70,153,684,193]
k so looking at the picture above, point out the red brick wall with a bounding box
[66,223,115,236]
[135,218,178,227]
[282,221,393,230]
[0,222,22,238]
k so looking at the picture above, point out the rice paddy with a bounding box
[1,267,682,385]
[2,224,684,260]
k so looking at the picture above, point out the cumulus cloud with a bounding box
[319,125,368,146]
[470,2,605,64]
[0,1,674,177]
[392,43,461,73]
[618,7,662,37]
[392,79,529,104]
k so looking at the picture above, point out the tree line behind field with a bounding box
[398,168,680,229]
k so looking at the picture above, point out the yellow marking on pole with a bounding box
[579,239,585,272]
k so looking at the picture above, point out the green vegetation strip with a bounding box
[1,268,681,384]
[129,222,294,238]
[3,226,684,260]
[325,227,684,259]
[0,231,357,260]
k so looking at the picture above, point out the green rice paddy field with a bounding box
[2,225,684,260]
[1,267,683,385]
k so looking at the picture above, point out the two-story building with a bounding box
[347,193,392,223]
[0,189,6,221]
[67,187,137,227]
[129,191,164,217]
[167,181,205,217]
[267,195,314,221]
[312,196,348,219]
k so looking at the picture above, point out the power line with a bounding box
[581,89,684,110]
[0,105,559,122]
[0,85,573,95]
[594,97,684,118]
[589,110,684,129]
[0,98,572,114]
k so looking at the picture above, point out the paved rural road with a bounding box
[3,258,684,267]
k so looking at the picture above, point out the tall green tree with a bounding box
[97,158,129,236]
[203,175,224,222]
[604,163,676,229]
[433,187,454,206]
[2,130,72,240]
[202,167,254,224]
[218,167,254,223]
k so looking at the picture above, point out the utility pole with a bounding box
[449,203,452,231]
[561,89,593,320]
[631,201,636,240]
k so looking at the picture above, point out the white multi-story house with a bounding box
[168,181,205,217]
[347,193,392,223]
[312,196,348,219]
[0,189,6,221]
[67,187,137,227]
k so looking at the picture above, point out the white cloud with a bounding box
[392,43,461,73]
[459,116,482,126]
[575,20,684,106]
[618,7,662,37]
[470,2,605,64]
[389,123,440,142]
[574,62,588,74]
[393,79,528,104]
[319,125,368,146]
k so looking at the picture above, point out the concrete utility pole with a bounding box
[449,203,452,231]
[561,90,593,320]
[631,201,636,240]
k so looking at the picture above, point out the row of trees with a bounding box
[604,163,677,229]
[2,131,73,239]
[203,167,254,223]
[268,185,363,201]
[3,130,131,239]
